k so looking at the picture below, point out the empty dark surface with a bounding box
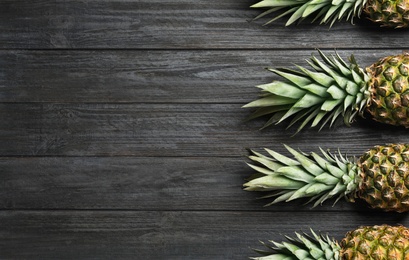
[2,1,409,259]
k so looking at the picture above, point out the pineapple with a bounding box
[244,50,409,133]
[251,0,409,28]
[251,225,409,259]
[243,143,409,212]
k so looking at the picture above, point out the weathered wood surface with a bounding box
[0,49,406,103]
[1,211,408,259]
[0,156,381,211]
[2,0,409,259]
[1,0,409,49]
[3,103,409,157]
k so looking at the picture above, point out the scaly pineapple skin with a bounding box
[363,0,409,28]
[366,54,409,127]
[357,144,409,212]
[340,225,409,259]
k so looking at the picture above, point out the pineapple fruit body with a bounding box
[364,0,409,28]
[244,51,409,133]
[366,54,409,127]
[340,225,409,259]
[357,144,409,212]
[244,144,409,212]
[252,225,409,259]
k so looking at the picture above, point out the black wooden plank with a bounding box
[1,0,409,49]
[1,103,409,157]
[0,49,271,103]
[0,49,407,103]
[2,2,409,260]
[0,156,367,211]
[1,210,408,259]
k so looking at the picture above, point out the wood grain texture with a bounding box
[1,0,409,49]
[2,103,409,157]
[0,49,406,103]
[2,0,409,259]
[1,210,408,259]
[0,156,369,211]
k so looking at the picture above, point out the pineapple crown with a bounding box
[243,144,359,207]
[251,0,368,27]
[251,229,340,260]
[244,50,370,134]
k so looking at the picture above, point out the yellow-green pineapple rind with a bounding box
[357,143,409,212]
[364,0,409,28]
[365,54,409,127]
[340,225,409,259]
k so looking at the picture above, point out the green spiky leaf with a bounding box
[243,144,359,207]
[243,50,370,133]
[251,0,366,27]
[251,230,341,259]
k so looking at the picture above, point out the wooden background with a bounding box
[2,1,409,259]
